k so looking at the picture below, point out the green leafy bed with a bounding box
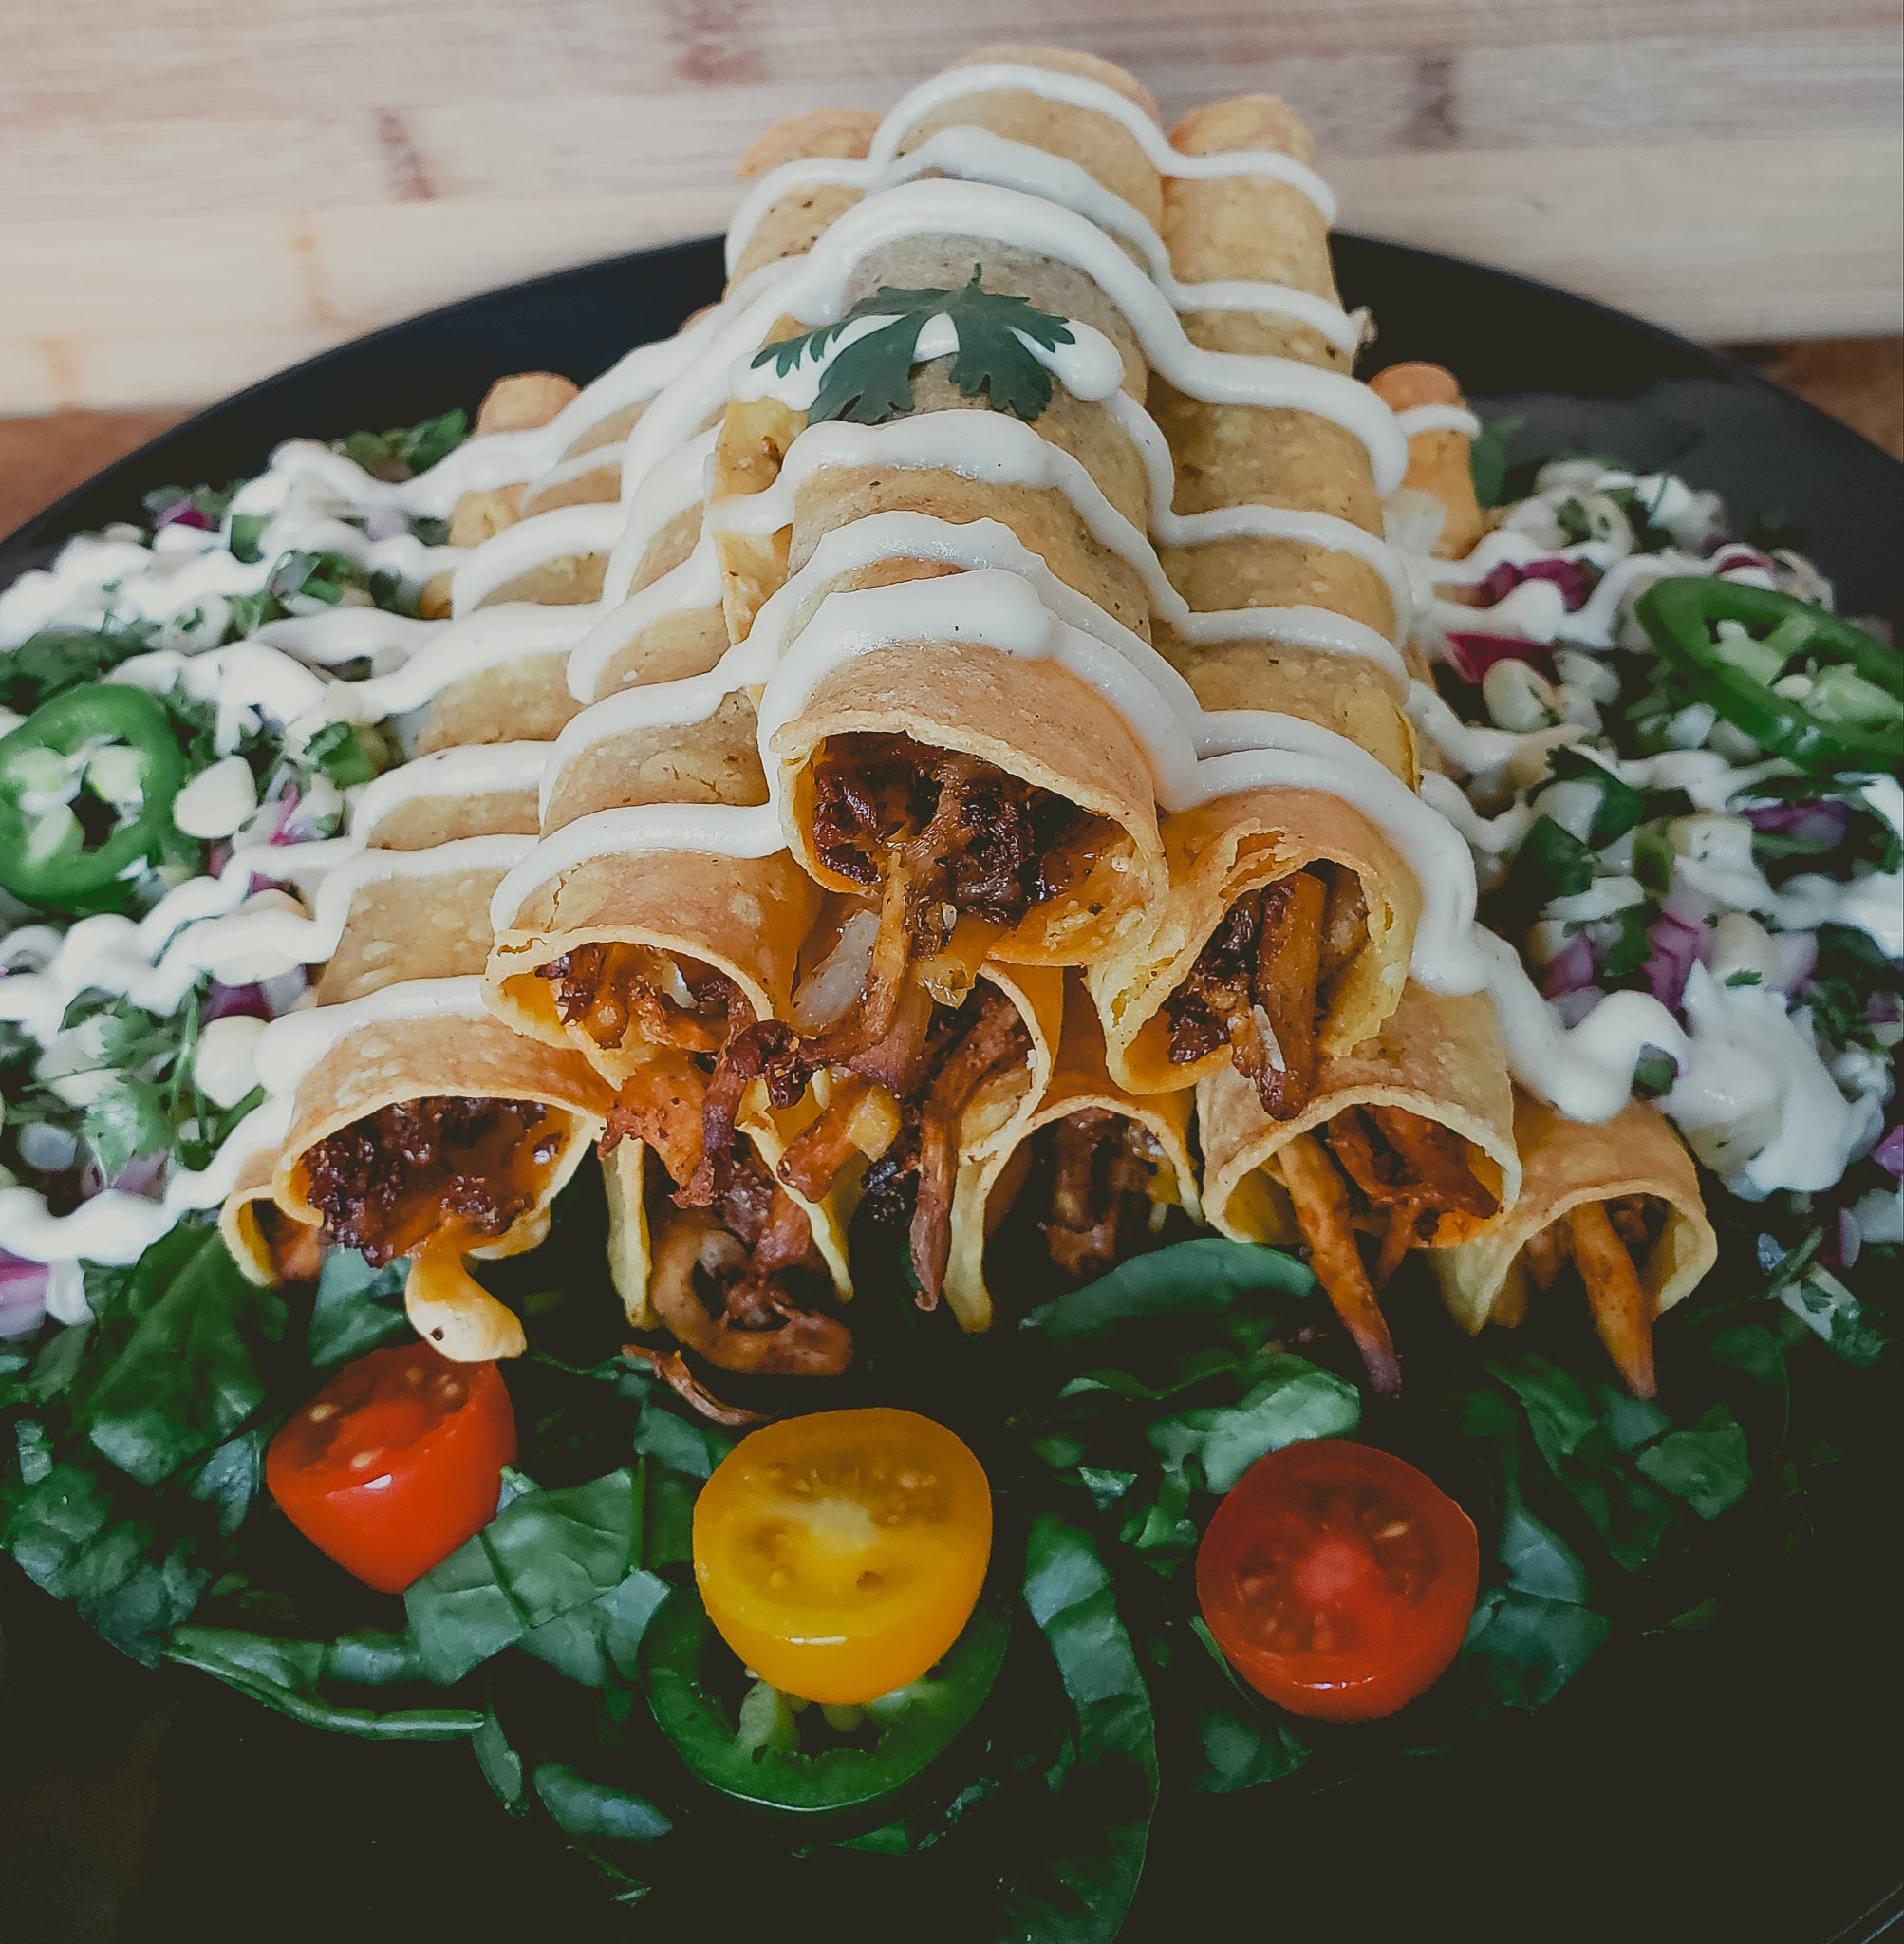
[0,1160,1887,1935]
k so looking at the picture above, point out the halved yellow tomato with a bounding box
[692,1407,992,1706]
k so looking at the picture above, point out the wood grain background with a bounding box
[3,0,1901,417]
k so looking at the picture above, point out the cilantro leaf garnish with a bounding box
[753,269,1076,427]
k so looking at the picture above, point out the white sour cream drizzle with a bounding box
[729,121,1361,354]
[1390,404,1483,440]
[506,513,1483,989]
[725,60,1338,284]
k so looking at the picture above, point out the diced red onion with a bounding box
[362,506,409,543]
[109,1153,167,1198]
[1541,935,1596,999]
[1768,930,1819,996]
[1661,885,1723,932]
[1834,1206,1863,1269]
[270,787,303,845]
[0,1253,50,1339]
[154,503,214,533]
[1552,986,1606,1028]
[1708,544,1774,575]
[204,981,271,1022]
[1481,557,1597,613]
[1876,1124,1904,1179]
[1644,913,1706,1009]
[1443,632,1560,686]
[1745,798,1849,849]
[1867,991,1902,1026]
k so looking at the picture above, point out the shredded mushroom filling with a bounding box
[301,1095,559,1264]
[1163,867,1370,1118]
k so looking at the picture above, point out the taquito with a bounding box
[1199,983,1521,1393]
[264,833,610,1362]
[1085,95,1423,1125]
[942,974,1198,1332]
[1433,1096,1718,1399]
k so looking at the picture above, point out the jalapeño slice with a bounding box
[641,1581,1008,1820]
[0,682,188,910]
[1635,578,1902,777]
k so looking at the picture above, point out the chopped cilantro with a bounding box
[1724,969,1763,987]
[304,721,384,789]
[141,480,242,528]
[1547,745,1647,845]
[81,1073,173,1180]
[1598,904,1656,981]
[334,407,470,482]
[368,570,420,618]
[228,514,270,564]
[1506,815,1596,910]
[0,623,155,714]
[755,270,1076,427]
[1468,415,1522,509]
[1632,1049,1679,1098]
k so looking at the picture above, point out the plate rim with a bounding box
[4,230,1898,569]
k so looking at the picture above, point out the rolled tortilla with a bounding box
[728,110,887,292]
[1154,95,1401,680]
[606,1117,857,1377]
[1087,783,1422,1095]
[1368,363,1487,563]
[415,372,601,751]
[943,974,1197,1332]
[716,51,1171,971]
[1199,982,1521,1392]
[1433,1095,1717,1396]
[266,834,611,1360]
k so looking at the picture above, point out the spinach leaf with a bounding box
[1461,1588,1611,1710]
[189,1429,267,1537]
[631,1403,736,1480]
[80,1226,286,1487]
[1023,1237,1313,1341]
[166,1627,483,1739]
[3,1459,207,1665]
[1487,1354,1674,1571]
[404,1467,660,1685]
[1182,1616,1308,1794]
[531,1763,673,1843]
[1448,1377,1612,1709]
[473,1709,528,1814]
[1634,1404,1751,1518]
[307,1248,408,1369]
[999,1515,1158,1943]
[1146,1355,1360,1497]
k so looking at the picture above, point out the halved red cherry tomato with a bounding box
[267,1340,515,1594]
[1196,1439,1479,1723]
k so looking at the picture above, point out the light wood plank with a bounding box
[1,8,1897,408]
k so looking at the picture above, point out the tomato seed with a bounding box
[1375,1520,1409,1540]
[348,1447,384,1471]
[307,1402,338,1422]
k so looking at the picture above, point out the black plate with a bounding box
[2,238,1899,1944]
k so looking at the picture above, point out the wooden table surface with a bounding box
[4,1,1901,420]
